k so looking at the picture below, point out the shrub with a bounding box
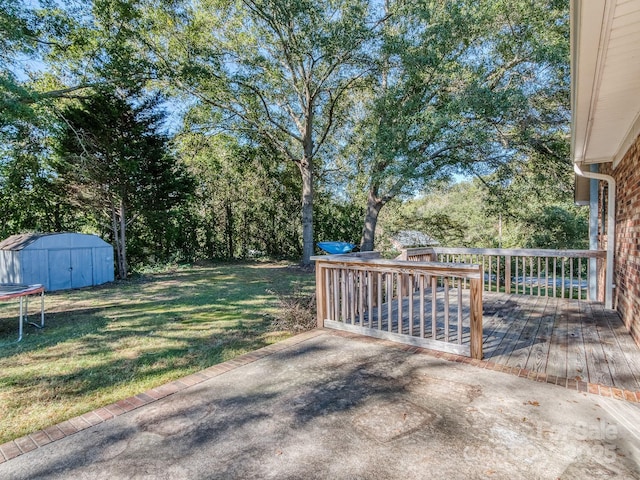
[267,284,317,333]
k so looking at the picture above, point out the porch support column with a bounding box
[589,164,599,301]
[574,162,615,309]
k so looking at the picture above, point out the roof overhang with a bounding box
[571,0,640,169]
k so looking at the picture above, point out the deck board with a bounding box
[582,300,614,386]
[567,297,587,382]
[604,307,640,380]
[481,295,526,359]
[504,295,547,370]
[501,297,540,368]
[591,301,640,391]
[547,297,569,380]
[524,295,556,374]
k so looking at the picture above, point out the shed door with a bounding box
[48,250,72,290]
[47,248,94,290]
[71,248,93,288]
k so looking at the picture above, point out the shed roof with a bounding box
[0,233,45,251]
[390,230,439,248]
[0,233,111,251]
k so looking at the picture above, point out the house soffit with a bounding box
[571,0,640,168]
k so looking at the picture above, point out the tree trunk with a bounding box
[111,203,124,279]
[300,158,314,266]
[299,105,315,266]
[118,199,128,279]
[225,199,234,258]
[360,191,384,252]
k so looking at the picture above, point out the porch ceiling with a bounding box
[571,0,640,168]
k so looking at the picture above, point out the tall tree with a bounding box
[0,0,81,237]
[351,0,569,251]
[56,88,193,278]
[143,0,387,265]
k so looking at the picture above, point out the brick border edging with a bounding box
[324,329,640,403]
[0,329,325,464]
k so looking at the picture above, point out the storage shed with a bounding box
[0,233,114,291]
[389,230,440,250]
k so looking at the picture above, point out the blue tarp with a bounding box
[317,241,356,254]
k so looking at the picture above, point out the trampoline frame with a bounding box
[0,284,45,343]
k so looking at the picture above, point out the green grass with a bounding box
[0,261,315,444]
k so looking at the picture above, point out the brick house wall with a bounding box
[600,132,640,347]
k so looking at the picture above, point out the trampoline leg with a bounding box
[40,291,45,328]
[18,297,23,342]
[24,291,45,329]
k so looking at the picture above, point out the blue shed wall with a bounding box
[0,233,115,291]
[21,249,48,287]
[92,247,115,286]
[0,251,22,284]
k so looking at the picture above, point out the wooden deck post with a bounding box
[315,261,328,328]
[505,255,511,294]
[371,272,378,307]
[470,276,483,360]
[398,250,409,297]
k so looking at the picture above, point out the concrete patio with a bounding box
[1,329,640,479]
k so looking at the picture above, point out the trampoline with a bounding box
[0,284,45,343]
[317,241,356,255]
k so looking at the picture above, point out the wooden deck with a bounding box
[481,292,640,391]
[325,291,640,391]
[314,249,636,390]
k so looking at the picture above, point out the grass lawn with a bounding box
[0,261,315,444]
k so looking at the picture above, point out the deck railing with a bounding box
[400,247,606,300]
[314,252,483,359]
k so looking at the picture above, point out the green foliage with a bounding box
[0,0,39,122]
[0,0,585,269]
[525,206,588,250]
[381,170,588,252]
[349,0,570,249]
[480,129,588,250]
[0,98,81,238]
[380,181,498,248]
[313,191,364,247]
[56,87,195,273]
[175,130,303,260]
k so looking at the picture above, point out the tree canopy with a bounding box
[141,0,388,264]
[56,88,194,277]
[0,0,581,272]
[348,0,570,250]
